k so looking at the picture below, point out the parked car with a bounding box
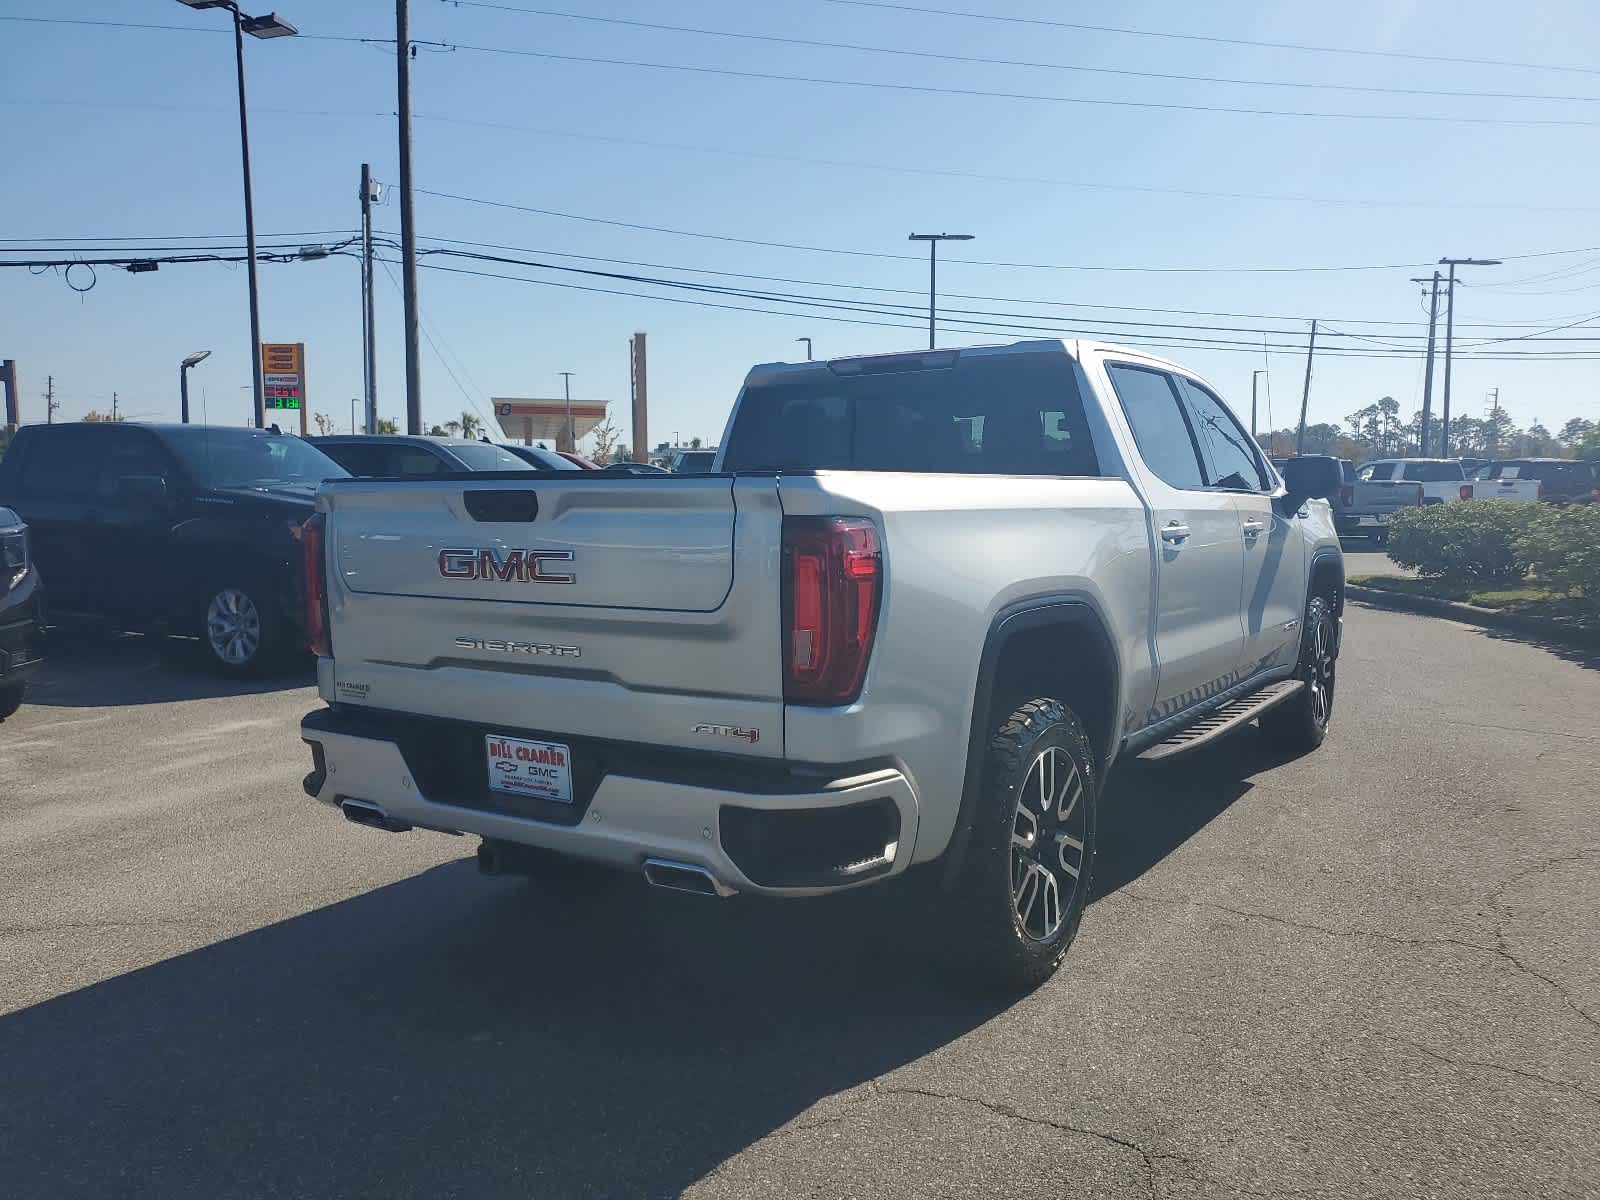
[309,435,558,477]
[1313,457,1423,543]
[555,451,599,470]
[300,339,1344,989]
[0,423,346,674]
[1355,458,1466,504]
[495,443,583,472]
[1469,458,1599,505]
[0,505,43,720]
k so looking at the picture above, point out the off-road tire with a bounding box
[950,698,1099,991]
[1259,592,1337,753]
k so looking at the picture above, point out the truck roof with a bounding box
[744,338,1195,387]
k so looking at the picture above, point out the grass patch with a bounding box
[1349,574,1593,622]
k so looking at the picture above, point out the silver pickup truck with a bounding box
[299,340,1345,987]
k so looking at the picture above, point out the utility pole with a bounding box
[1410,271,1442,455]
[46,375,57,424]
[395,0,423,434]
[1438,257,1501,458]
[630,331,648,464]
[1250,369,1265,440]
[360,163,379,435]
[112,391,119,421]
[908,232,974,349]
[559,371,575,453]
[1,361,19,435]
[1295,320,1317,456]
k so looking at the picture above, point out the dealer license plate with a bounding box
[485,734,573,803]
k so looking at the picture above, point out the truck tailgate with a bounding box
[1352,480,1424,515]
[319,474,788,757]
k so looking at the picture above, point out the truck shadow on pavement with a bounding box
[0,866,1009,1199]
[0,734,1285,1199]
[28,629,315,707]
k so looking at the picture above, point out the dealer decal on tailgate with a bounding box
[485,735,573,803]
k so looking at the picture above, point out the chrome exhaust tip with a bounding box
[642,858,734,898]
[339,798,411,833]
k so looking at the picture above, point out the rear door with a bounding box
[0,426,105,612]
[1174,376,1303,676]
[322,473,787,756]
[94,427,185,624]
[1104,363,1244,712]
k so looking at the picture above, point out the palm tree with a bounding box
[460,411,481,440]
[444,419,462,438]
[376,417,399,434]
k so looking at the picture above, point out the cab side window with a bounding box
[1361,462,1395,481]
[1174,378,1269,492]
[98,433,174,500]
[16,429,101,499]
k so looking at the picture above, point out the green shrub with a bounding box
[1515,503,1600,610]
[1385,501,1539,583]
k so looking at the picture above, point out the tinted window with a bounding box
[674,451,718,473]
[505,445,580,470]
[449,443,536,471]
[1106,364,1205,490]
[1400,461,1464,482]
[164,427,345,489]
[388,446,449,476]
[722,353,1100,477]
[1175,377,1268,491]
[16,429,101,498]
[1361,462,1395,481]
[98,432,173,499]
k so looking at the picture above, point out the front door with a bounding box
[1103,363,1245,718]
[1171,376,1305,676]
[94,428,183,626]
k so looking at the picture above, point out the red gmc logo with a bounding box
[438,547,575,584]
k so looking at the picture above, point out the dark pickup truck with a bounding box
[0,423,347,674]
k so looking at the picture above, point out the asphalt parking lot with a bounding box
[2,597,1596,1199]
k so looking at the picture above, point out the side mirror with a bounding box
[117,474,169,505]
[1280,456,1341,506]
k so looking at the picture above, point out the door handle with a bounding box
[1160,522,1190,544]
[1242,519,1266,539]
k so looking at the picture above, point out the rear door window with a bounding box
[389,446,450,476]
[1400,461,1463,482]
[1105,364,1206,490]
[1361,462,1395,481]
[98,432,175,499]
[722,352,1100,477]
[16,429,102,498]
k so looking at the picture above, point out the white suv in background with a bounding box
[1356,458,1468,504]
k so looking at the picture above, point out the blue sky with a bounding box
[3,0,1599,448]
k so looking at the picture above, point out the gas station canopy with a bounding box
[492,399,609,452]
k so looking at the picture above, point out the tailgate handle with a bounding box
[464,490,539,522]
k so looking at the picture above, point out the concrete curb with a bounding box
[1345,584,1600,653]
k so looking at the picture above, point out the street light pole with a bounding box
[351,397,359,434]
[175,2,295,430]
[1250,369,1265,440]
[796,336,813,361]
[1438,257,1501,457]
[559,371,575,453]
[180,350,212,424]
[908,232,974,350]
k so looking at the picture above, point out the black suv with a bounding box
[0,423,347,674]
[0,505,43,719]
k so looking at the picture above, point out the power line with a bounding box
[412,114,1600,216]
[374,256,495,429]
[824,0,1600,78]
[403,39,1600,128]
[437,0,1600,104]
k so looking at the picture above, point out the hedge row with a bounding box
[1385,500,1600,608]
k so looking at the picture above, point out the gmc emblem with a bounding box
[438,547,575,584]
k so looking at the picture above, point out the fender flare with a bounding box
[939,593,1121,886]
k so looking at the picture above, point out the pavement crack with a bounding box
[1371,1031,1600,1108]
[1485,847,1600,1037]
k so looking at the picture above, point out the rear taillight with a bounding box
[301,512,331,657]
[782,516,881,705]
[1460,484,1473,500]
[1339,485,1353,508]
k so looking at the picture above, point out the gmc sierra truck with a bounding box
[300,340,1345,987]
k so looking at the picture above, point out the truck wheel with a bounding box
[200,577,285,676]
[0,681,25,721]
[1259,592,1337,753]
[952,698,1098,991]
